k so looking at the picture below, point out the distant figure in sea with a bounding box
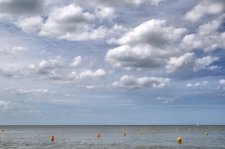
[152,129,156,134]
[123,132,127,137]
[96,133,101,139]
[139,130,144,135]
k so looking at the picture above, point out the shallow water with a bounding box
[0,125,224,149]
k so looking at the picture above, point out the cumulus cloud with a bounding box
[106,19,186,69]
[95,6,116,21]
[39,4,108,41]
[28,57,63,75]
[185,0,225,22]
[111,19,186,47]
[156,96,178,104]
[166,53,195,73]
[0,0,44,16]
[16,16,43,33]
[166,53,219,73]
[182,16,225,52]
[112,75,170,90]
[79,69,106,79]
[193,56,219,71]
[70,56,82,67]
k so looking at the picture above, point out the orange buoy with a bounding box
[177,136,182,144]
[50,135,55,142]
[96,133,101,139]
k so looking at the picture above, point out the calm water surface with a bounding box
[0,125,224,149]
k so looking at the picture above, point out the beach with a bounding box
[0,125,224,149]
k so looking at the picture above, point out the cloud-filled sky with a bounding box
[0,0,225,125]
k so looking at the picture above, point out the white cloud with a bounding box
[17,16,43,33]
[40,4,109,41]
[112,75,170,90]
[106,19,186,69]
[86,85,98,89]
[79,69,106,79]
[70,56,82,67]
[28,57,63,75]
[95,6,116,21]
[186,81,209,88]
[77,0,164,8]
[193,56,219,71]
[67,71,78,80]
[0,46,27,54]
[166,53,195,73]
[113,19,186,47]
[156,96,178,104]
[185,0,225,22]
[219,79,225,86]
[166,53,219,73]
[6,88,49,95]
[0,100,12,111]
[182,17,225,52]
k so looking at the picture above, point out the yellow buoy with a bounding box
[177,136,182,144]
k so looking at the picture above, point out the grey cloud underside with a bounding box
[0,0,43,15]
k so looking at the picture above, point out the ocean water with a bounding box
[0,125,224,149]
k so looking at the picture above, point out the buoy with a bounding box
[177,136,182,144]
[96,133,101,139]
[204,132,208,135]
[176,128,178,132]
[50,136,55,142]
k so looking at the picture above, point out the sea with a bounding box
[0,125,224,149]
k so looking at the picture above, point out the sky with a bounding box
[0,0,225,125]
